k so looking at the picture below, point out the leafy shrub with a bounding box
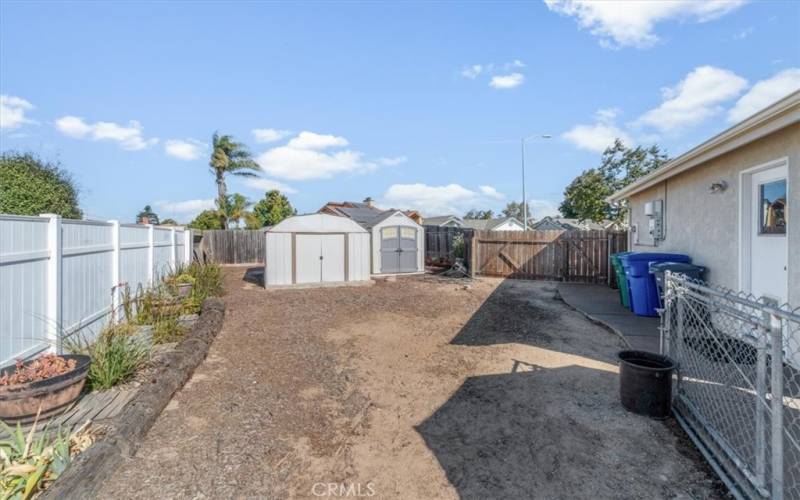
[0,152,82,219]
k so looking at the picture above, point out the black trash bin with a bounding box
[649,261,705,307]
[618,350,676,419]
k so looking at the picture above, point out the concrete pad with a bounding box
[558,283,662,353]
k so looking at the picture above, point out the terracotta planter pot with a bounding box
[0,354,91,423]
[175,282,193,298]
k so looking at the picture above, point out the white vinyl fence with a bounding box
[0,213,192,367]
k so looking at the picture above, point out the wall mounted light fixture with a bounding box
[708,180,728,194]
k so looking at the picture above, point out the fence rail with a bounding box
[662,272,800,499]
[0,214,192,367]
[196,230,264,264]
[465,229,627,284]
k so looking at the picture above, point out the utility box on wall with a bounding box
[644,200,664,241]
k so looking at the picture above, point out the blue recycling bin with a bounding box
[620,253,691,317]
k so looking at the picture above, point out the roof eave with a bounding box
[607,90,800,203]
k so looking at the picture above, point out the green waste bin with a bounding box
[611,252,632,309]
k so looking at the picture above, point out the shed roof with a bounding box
[267,213,368,233]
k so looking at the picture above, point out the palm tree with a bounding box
[226,193,252,229]
[209,132,260,229]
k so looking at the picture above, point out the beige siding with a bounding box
[627,123,800,304]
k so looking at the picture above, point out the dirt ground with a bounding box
[101,267,724,499]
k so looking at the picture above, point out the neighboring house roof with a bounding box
[608,90,800,202]
[423,215,463,227]
[531,216,619,231]
[461,217,524,230]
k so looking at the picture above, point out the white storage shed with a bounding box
[265,214,371,286]
[363,210,425,275]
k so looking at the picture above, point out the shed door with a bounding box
[320,234,345,282]
[380,227,400,273]
[398,227,418,272]
[296,234,323,284]
[295,234,346,283]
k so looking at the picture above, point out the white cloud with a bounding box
[635,66,747,132]
[528,198,561,218]
[286,131,348,150]
[479,185,505,201]
[727,68,800,123]
[154,198,215,219]
[563,123,631,153]
[461,65,483,79]
[243,177,297,194]
[382,183,479,215]
[381,183,507,216]
[257,131,393,181]
[164,139,206,160]
[544,0,746,49]
[489,73,525,89]
[378,156,407,166]
[733,27,754,40]
[0,95,34,130]
[55,116,158,150]
[252,128,291,143]
[563,108,632,153]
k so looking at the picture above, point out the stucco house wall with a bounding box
[627,123,799,304]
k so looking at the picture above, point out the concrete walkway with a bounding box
[557,283,661,353]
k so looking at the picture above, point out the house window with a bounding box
[759,179,786,234]
[400,227,416,239]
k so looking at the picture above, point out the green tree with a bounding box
[0,152,82,218]
[251,190,295,227]
[464,209,494,219]
[501,201,531,221]
[219,193,251,228]
[136,205,159,224]
[209,132,260,229]
[559,169,613,222]
[188,209,224,230]
[160,218,179,226]
[559,139,669,222]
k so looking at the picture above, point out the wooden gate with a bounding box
[469,229,627,284]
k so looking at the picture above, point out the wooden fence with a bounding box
[467,229,627,284]
[196,230,265,264]
[424,226,473,265]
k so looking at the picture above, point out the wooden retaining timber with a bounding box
[42,299,226,500]
[466,229,627,285]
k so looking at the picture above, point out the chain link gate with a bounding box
[661,272,800,499]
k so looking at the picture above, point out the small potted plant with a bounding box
[169,273,196,298]
[0,353,91,422]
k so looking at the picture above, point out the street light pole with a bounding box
[520,134,552,231]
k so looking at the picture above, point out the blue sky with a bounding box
[1,1,799,222]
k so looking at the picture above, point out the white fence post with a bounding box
[41,213,62,353]
[147,224,154,286]
[184,229,192,263]
[170,227,176,271]
[109,220,121,323]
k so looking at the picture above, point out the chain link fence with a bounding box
[661,272,800,499]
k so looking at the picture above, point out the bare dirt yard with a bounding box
[101,267,725,499]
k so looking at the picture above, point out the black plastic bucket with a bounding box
[618,350,675,419]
